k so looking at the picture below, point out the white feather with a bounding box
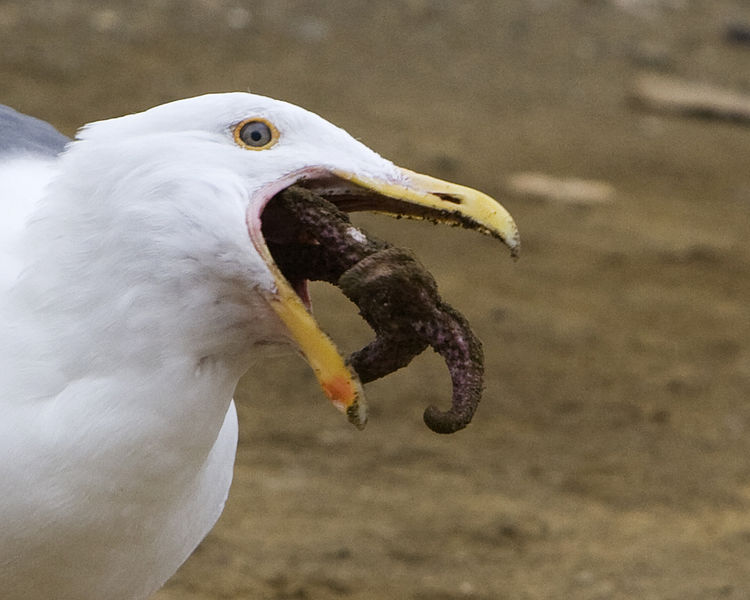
[0,92,401,600]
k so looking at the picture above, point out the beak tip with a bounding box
[509,238,521,260]
[322,372,368,429]
[347,401,368,430]
[497,224,520,259]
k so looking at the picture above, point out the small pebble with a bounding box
[506,172,615,205]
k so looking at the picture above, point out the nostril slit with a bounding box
[434,192,463,204]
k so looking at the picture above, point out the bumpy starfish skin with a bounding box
[265,186,485,433]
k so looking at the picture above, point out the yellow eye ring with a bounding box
[233,118,279,150]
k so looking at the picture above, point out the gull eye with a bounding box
[234,118,278,150]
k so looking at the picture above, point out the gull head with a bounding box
[37,92,519,426]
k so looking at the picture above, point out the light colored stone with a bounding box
[631,74,750,123]
[506,172,615,205]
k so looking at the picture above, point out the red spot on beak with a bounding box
[321,376,355,409]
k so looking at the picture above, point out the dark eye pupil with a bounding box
[240,120,273,147]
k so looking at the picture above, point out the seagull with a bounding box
[0,93,519,600]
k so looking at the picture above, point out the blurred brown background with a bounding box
[3,1,750,598]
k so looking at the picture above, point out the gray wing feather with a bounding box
[0,104,71,158]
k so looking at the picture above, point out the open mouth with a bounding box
[258,174,400,310]
[247,169,519,433]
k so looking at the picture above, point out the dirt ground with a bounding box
[3,1,750,598]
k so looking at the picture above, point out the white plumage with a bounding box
[0,93,518,599]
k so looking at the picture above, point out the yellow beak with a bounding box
[259,167,519,429]
[336,168,520,257]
